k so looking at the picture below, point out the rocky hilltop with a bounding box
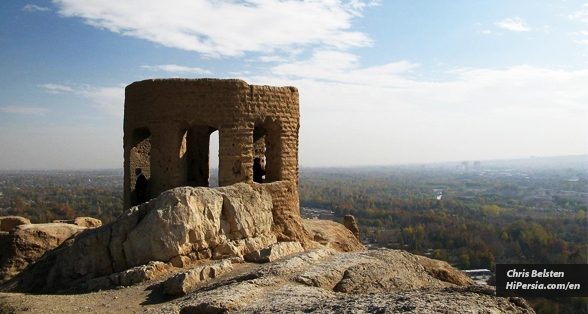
[0,183,534,313]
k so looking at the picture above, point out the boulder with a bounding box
[0,216,31,232]
[217,183,273,240]
[163,258,240,295]
[302,219,366,252]
[123,186,226,267]
[53,217,102,228]
[343,214,360,241]
[417,255,475,286]
[2,183,278,293]
[0,223,85,283]
[212,234,276,260]
[244,242,305,263]
[85,261,172,292]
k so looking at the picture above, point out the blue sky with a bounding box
[1,0,587,170]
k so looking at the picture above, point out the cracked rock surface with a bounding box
[0,248,534,313]
[144,249,534,314]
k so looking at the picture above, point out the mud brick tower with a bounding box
[123,78,299,209]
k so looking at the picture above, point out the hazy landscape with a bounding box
[1,155,587,312]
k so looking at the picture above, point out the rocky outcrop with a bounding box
[302,219,366,252]
[85,261,173,292]
[163,258,241,296]
[417,255,475,286]
[53,217,102,228]
[0,223,85,283]
[0,216,31,232]
[253,181,309,245]
[244,241,305,263]
[343,214,360,241]
[144,248,534,314]
[1,183,277,293]
[0,183,529,313]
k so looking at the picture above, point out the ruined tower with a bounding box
[123,78,300,209]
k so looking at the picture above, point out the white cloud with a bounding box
[39,84,74,93]
[52,0,375,57]
[259,56,287,63]
[568,3,588,23]
[77,86,125,118]
[142,64,211,74]
[481,30,492,34]
[245,63,588,165]
[22,4,50,12]
[270,50,419,87]
[39,83,124,118]
[0,106,49,115]
[495,17,532,32]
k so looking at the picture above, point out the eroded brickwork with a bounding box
[123,79,300,210]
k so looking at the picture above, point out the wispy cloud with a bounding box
[141,64,211,74]
[39,84,124,118]
[495,17,531,32]
[269,50,418,87]
[22,4,50,12]
[53,0,376,57]
[39,84,74,93]
[259,56,287,63]
[246,64,588,164]
[0,106,49,115]
[77,86,125,118]
[568,3,588,23]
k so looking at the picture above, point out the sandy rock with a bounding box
[84,261,172,292]
[254,248,337,277]
[417,255,475,286]
[163,258,238,295]
[0,216,31,232]
[294,249,443,293]
[213,233,277,260]
[253,181,310,245]
[2,183,278,293]
[217,184,273,239]
[302,219,366,252]
[115,261,171,287]
[0,223,85,284]
[244,241,305,263]
[343,214,360,241]
[53,217,102,228]
[148,248,533,314]
[123,187,225,267]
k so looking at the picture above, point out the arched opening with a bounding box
[130,127,151,203]
[253,118,282,183]
[181,125,218,187]
[209,130,219,187]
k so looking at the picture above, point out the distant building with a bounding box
[474,161,481,168]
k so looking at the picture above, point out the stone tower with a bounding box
[123,78,299,209]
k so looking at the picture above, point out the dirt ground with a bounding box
[0,262,261,314]
[0,278,168,314]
